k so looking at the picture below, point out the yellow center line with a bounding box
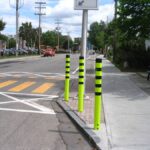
[32,83,54,94]
[9,82,35,92]
[0,80,17,88]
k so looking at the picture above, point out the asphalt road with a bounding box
[0,54,95,150]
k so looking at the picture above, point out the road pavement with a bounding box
[0,54,95,150]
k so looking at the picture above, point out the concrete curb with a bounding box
[57,99,109,150]
[137,72,148,79]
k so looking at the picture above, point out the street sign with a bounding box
[74,0,98,10]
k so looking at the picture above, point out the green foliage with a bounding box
[19,22,38,47]
[41,31,73,49]
[103,0,150,69]
[0,34,8,41]
[117,0,150,39]
[0,19,6,32]
[88,21,106,50]
[62,38,73,50]
[0,20,7,42]
[115,39,150,69]
[7,38,16,48]
[41,31,57,47]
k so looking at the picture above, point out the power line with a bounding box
[35,0,46,54]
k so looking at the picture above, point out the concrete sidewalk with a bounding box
[58,56,150,150]
[102,58,150,150]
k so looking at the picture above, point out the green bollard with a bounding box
[94,58,102,130]
[64,55,70,102]
[78,56,85,112]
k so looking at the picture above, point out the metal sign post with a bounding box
[74,0,98,10]
[74,0,98,97]
[80,9,88,98]
[81,10,88,58]
[74,0,98,57]
[74,0,99,113]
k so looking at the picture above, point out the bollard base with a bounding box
[74,95,90,100]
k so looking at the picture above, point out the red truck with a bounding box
[42,48,55,57]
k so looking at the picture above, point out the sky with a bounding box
[0,0,115,38]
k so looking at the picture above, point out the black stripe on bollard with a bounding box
[79,63,84,66]
[66,61,70,63]
[79,56,84,59]
[65,71,70,74]
[95,84,102,88]
[66,55,70,58]
[66,66,70,68]
[79,69,84,72]
[95,92,102,96]
[96,58,102,63]
[79,76,84,78]
[96,68,102,71]
[65,76,70,79]
[95,76,102,79]
[79,82,84,84]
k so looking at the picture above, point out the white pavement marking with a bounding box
[0,73,11,76]
[0,72,65,78]
[0,97,55,105]
[0,100,17,105]
[0,91,58,97]
[0,93,56,115]
[25,72,65,78]
[72,67,79,75]
[0,72,60,114]
[21,97,53,101]
[0,108,55,114]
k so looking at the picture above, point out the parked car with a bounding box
[43,48,55,57]
[88,50,95,55]
[18,48,28,55]
[3,49,10,55]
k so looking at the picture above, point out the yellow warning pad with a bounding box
[0,80,17,88]
[9,82,35,92]
[32,83,54,94]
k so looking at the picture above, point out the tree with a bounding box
[19,22,37,47]
[0,34,8,41]
[41,31,57,47]
[7,38,16,48]
[88,21,106,51]
[0,19,7,41]
[62,36,73,50]
[113,0,150,69]
[0,19,6,32]
[117,0,150,39]
[31,28,39,48]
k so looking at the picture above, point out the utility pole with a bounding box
[113,0,117,63]
[16,0,19,56]
[67,31,71,53]
[55,19,61,52]
[114,0,117,20]
[9,0,24,56]
[35,1,46,55]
